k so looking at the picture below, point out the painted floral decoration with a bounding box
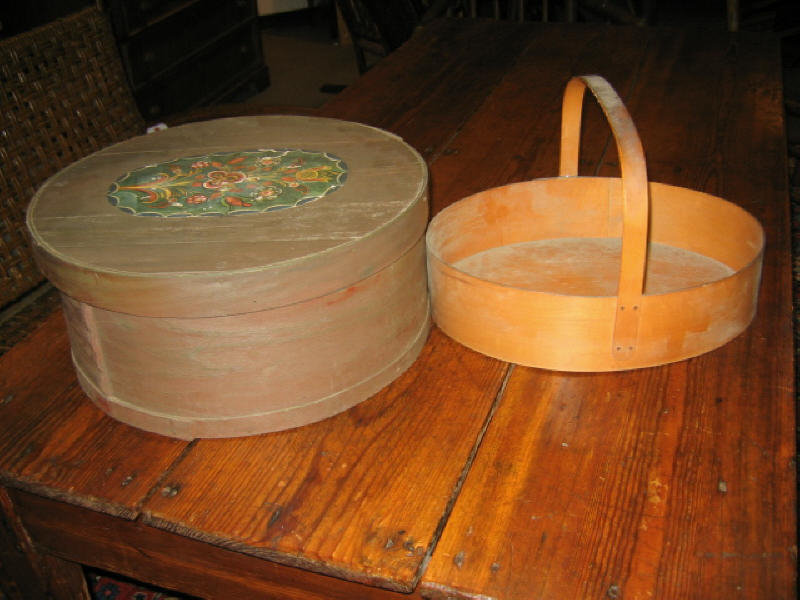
[108,149,348,216]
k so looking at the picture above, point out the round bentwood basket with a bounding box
[426,75,764,372]
[27,116,430,438]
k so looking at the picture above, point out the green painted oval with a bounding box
[108,149,348,217]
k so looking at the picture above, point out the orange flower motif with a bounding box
[186,194,207,204]
[258,157,280,168]
[203,170,246,189]
[225,196,252,207]
[257,186,280,200]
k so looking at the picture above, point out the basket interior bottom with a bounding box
[454,238,734,296]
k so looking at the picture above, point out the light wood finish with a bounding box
[427,75,763,372]
[27,116,430,438]
[0,18,794,600]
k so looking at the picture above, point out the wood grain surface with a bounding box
[133,18,523,592]
[11,489,424,600]
[318,19,533,157]
[0,17,794,600]
[0,312,188,518]
[420,23,795,600]
[141,329,507,591]
[2,17,517,596]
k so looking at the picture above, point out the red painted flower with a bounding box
[225,196,252,207]
[186,194,207,204]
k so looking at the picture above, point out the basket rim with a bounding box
[426,175,765,299]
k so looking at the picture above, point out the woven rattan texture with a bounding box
[0,7,144,309]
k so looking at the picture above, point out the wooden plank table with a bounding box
[1,18,795,600]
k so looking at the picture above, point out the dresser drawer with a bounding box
[119,0,255,85]
[110,0,192,35]
[134,20,262,119]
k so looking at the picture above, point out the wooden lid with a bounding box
[27,116,428,317]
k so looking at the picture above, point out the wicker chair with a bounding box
[0,7,144,349]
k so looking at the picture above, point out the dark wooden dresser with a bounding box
[106,0,269,121]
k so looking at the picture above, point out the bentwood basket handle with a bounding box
[559,75,648,360]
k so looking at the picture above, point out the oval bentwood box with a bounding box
[27,116,430,439]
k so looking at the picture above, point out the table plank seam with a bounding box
[133,440,198,517]
[134,510,417,594]
[411,362,513,590]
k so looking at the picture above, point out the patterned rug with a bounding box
[88,570,187,600]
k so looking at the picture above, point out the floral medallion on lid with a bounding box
[108,149,347,216]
